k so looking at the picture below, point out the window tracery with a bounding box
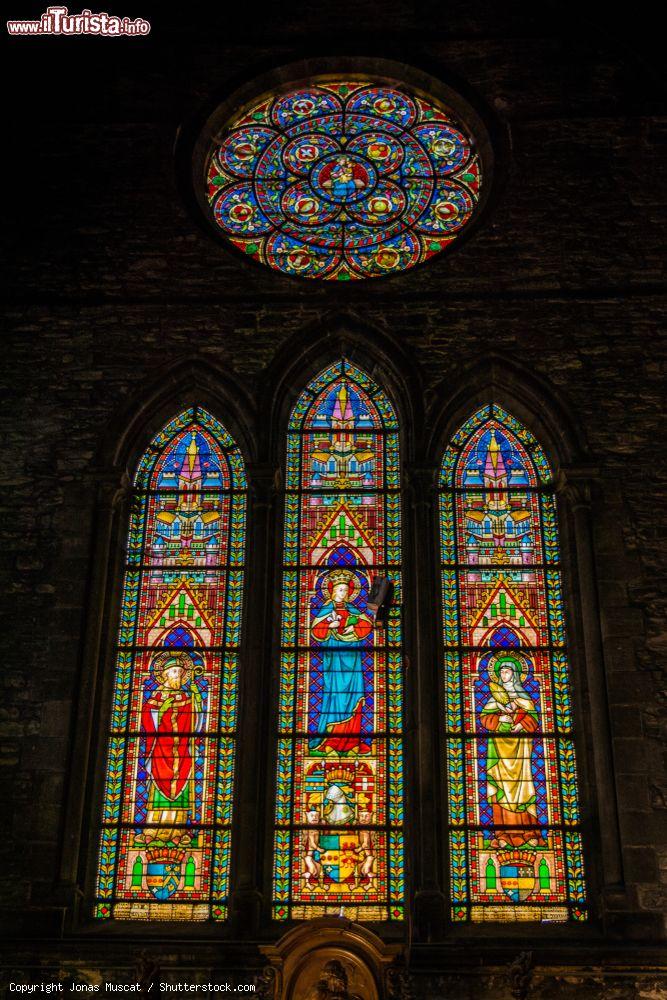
[203,79,482,280]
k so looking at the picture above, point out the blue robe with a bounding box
[310,600,368,751]
[331,176,357,200]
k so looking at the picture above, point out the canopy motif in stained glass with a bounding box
[205,80,481,280]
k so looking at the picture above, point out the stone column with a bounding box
[56,469,130,921]
[559,470,624,895]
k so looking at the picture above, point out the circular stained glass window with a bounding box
[202,79,483,280]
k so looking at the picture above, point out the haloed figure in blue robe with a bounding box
[321,155,368,201]
[310,569,373,754]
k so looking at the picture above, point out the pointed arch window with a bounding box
[273,361,404,921]
[95,408,247,920]
[439,405,586,922]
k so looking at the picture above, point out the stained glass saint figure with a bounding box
[136,650,205,849]
[310,568,373,754]
[320,155,369,200]
[480,655,545,849]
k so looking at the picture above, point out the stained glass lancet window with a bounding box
[203,79,482,280]
[273,361,404,921]
[95,408,246,920]
[440,405,586,923]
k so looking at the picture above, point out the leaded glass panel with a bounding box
[273,361,404,921]
[95,408,246,921]
[440,405,586,923]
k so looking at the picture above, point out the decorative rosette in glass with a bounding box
[205,80,482,280]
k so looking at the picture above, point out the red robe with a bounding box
[142,689,196,801]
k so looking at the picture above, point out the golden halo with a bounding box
[151,649,194,681]
[491,653,529,683]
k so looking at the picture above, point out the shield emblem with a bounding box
[320,832,359,886]
[146,860,183,900]
[498,851,536,902]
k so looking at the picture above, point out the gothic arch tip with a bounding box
[95,355,258,476]
[425,353,590,474]
[259,314,424,459]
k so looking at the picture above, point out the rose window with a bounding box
[204,80,482,280]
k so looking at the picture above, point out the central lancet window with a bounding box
[273,360,404,921]
[440,405,586,922]
[95,408,246,920]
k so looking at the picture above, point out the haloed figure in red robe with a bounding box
[136,650,204,847]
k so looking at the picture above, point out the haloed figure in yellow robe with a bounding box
[480,658,545,848]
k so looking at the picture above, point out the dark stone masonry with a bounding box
[2,1,665,996]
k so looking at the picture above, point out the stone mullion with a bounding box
[406,464,446,940]
[229,464,278,935]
